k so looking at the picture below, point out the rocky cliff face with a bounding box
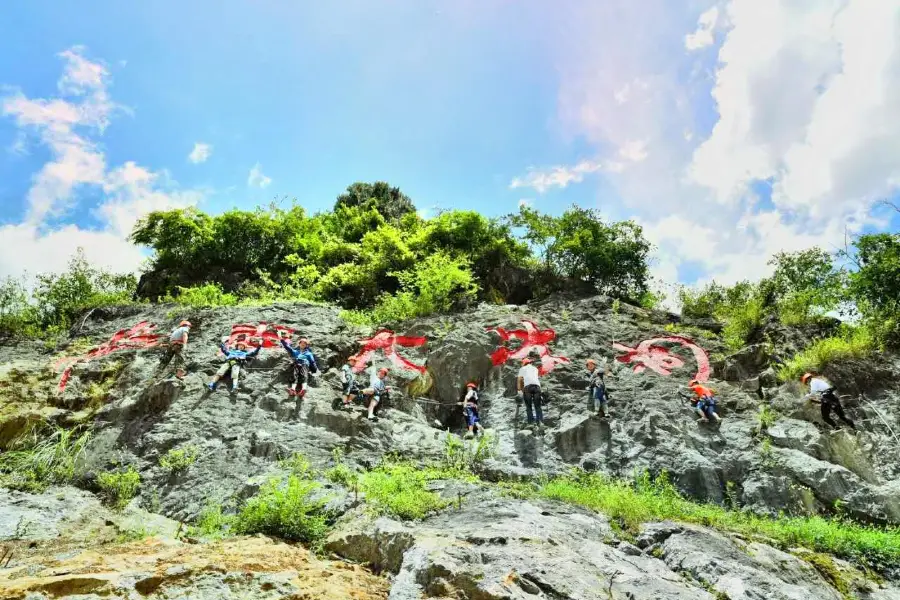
[2,295,899,599]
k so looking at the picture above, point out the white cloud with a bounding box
[690,0,900,218]
[530,0,899,287]
[247,162,272,188]
[188,142,212,164]
[0,46,203,279]
[617,140,648,163]
[510,160,604,193]
[685,6,720,50]
[510,140,649,193]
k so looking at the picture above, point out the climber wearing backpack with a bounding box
[458,381,483,439]
[339,355,359,410]
[362,367,389,422]
[586,358,612,418]
[157,320,191,378]
[688,379,721,424]
[207,338,261,392]
[278,332,320,398]
[517,357,543,428]
[801,373,855,430]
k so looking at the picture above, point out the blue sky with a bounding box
[1,1,898,286]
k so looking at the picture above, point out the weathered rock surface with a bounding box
[2,295,900,598]
[325,493,898,600]
[0,535,388,600]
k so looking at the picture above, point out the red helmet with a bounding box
[179,320,192,328]
[801,373,813,384]
[466,382,477,389]
[378,367,389,377]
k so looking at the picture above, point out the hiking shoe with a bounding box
[287,388,297,397]
[367,415,378,422]
[298,389,307,398]
[464,432,475,440]
[206,383,216,392]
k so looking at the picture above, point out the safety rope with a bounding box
[863,398,900,446]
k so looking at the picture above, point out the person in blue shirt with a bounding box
[278,332,320,398]
[207,339,261,392]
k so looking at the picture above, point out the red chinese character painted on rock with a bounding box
[56,321,163,392]
[224,322,295,351]
[612,335,710,381]
[349,330,427,374]
[487,319,570,375]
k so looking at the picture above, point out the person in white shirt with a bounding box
[801,372,855,430]
[157,320,191,378]
[517,357,543,427]
[339,356,359,411]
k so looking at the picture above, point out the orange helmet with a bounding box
[466,382,477,389]
[179,320,192,328]
[801,373,813,384]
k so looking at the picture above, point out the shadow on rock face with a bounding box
[554,413,612,462]
[112,379,184,447]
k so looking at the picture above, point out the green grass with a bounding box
[502,470,900,571]
[359,462,450,520]
[234,475,330,546]
[778,326,876,381]
[0,426,92,492]
[159,445,199,474]
[191,501,236,540]
[758,404,777,432]
[279,451,313,478]
[722,295,765,350]
[97,465,141,509]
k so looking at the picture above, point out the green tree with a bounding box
[767,248,844,324]
[334,182,416,222]
[0,276,36,337]
[411,210,530,301]
[849,233,900,313]
[508,205,652,299]
[31,249,136,333]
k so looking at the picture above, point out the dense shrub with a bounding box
[97,466,141,509]
[234,475,330,545]
[0,250,137,339]
[129,184,653,319]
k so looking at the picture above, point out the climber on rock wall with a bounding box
[278,331,320,398]
[156,320,191,378]
[688,379,721,424]
[458,381,483,439]
[339,355,359,411]
[585,357,612,419]
[207,338,261,392]
[517,357,544,429]
[802,372,856,430]
[361,367,389,422]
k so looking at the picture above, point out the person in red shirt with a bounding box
[688,379,721,423]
